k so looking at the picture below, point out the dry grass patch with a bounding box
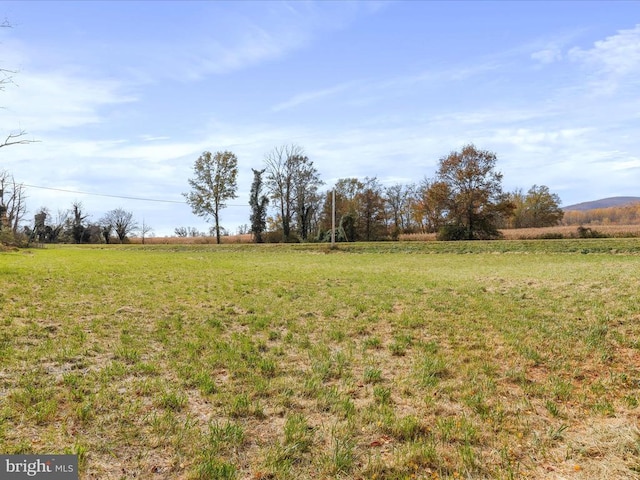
[129,234,253,245]
[399,224,640,241]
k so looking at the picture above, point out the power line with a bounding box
[22,184,186,204]
[21,183,248,207]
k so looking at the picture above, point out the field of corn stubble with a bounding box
[1,239,640,479]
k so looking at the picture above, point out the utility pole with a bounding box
[331,188,336,248]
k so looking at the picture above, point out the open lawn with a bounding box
[1,240,640,479]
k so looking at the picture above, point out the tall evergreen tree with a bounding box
[249,168,269,243]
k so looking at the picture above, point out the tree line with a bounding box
[562,203,640,226]
[1,143,565,246]
[0,173,150,246]
[184,143,564,244]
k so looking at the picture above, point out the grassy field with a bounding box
[1,240,640,479]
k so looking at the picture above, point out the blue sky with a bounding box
[1,1,639,236]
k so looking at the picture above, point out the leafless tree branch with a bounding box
[0,130,36,149]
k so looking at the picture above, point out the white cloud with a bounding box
[531,46,563,64]
[140,135,171,142]
[0,68,135,133]
[99,141,206,163]
[492,127,593,148]
[525,30,586,66]
[610,156,640,171]
[569,24,640,75]
[568,24,640,94]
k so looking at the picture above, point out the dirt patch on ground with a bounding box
[531,416,640,479]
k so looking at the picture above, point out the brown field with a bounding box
[399,224,640,242]
[501,224,640,239]
[129,224,640,245]
[129,234,254,245]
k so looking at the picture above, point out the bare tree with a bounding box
[0,23,34,245]
[265,145,300,241]
[264,144,322,242]
[140,218,153,244]
[101,208,138,243]
[385,183,418,234]
[37,208,68,243]
[1,22,36,150]
[0,170,27,234]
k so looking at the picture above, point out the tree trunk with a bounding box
[281,203,290,242]
[214,209,221,244]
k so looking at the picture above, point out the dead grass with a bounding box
[502,224,640,239]
[127,224,640,245]
[399,224,640,241]
[130,234,254,245]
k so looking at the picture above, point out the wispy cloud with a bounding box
[568,23,640,93]
[610,156,640,171]
[492,127,593,145]
[140,135,171,142]
[569,24,640,76]
[159,2,378,81]
[272,81,358,112]
[276,57,506,114]
[184,25,309,79]
[0,68,135,133]
[429,108,560,127]
[526,30,585,66]
[373,59,503,92]
[531,46,563,64]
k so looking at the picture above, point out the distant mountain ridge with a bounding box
[563,196,640,211]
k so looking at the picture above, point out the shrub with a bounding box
[0,229,29,248]
[537,232,564,240]
[436,225,468,241]
[576,226,609,238]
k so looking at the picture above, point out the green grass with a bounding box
[1,239,640,478]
